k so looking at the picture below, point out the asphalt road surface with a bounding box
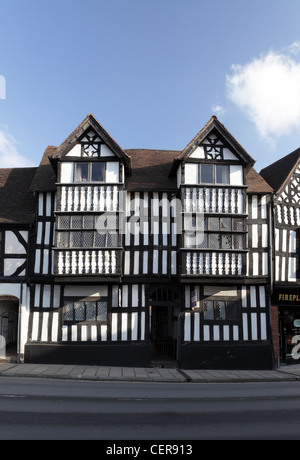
[0,377,300,441]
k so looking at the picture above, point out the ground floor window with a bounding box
[63,299,108,323]
[201,285,239,322]
[203,299,238,320]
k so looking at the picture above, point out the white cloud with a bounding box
[226,46,300,142]
[211,104,225,118]
[286,41,300,56]
[0,128,35,168]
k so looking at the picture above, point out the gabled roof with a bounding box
[174,116,255,168]
[260,147,300,194]
[0,167,37,224]
[124,148,270,193]
[51,114,131,169]
[26,114,271,194]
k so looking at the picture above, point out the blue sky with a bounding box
[1,0,300,172]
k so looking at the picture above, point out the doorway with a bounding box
[279,308,300,363]
[148,286,180,363]
[151,305,178,361]
[0,297,19,359]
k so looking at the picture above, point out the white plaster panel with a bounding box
[60,162,73,183]
[223,148,239,160]
[64,285,108,298]
[101,144,114,157]
[5,231,27,254]
[106,162,119,183]
[4,259,25,276]
[190,146,205,158]
[229,165,243,185]
[66,144,81,157]
[0,283,20,298]
[184,163,198,185]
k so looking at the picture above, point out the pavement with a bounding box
[1,361,300,383]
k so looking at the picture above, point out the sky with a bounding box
[1,0,300,172]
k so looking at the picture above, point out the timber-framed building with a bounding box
[0,114,280,369]
[261,150,300,366]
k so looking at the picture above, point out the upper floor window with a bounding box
[75,163,105,182]
[185,163,230,185]
[56,214,120,249]
[201,164,229,184]
[184,216,246,250]
[60,161,120,184]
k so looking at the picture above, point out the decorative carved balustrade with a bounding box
[180,249,247,277]
[54,248,123,276]
[57,185,120,212]
[181,186,246,214]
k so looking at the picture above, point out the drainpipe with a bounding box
[17,282,24,363]
[268,193,277,368]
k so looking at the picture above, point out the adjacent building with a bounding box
[261,149,300,365]
[0,114,291,369]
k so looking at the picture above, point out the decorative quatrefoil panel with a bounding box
[81,129,101,157]
[202,134,224,160]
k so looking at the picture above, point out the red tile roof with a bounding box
[30,146,57,192]
[28,145,271,193]
[125,149,179,191]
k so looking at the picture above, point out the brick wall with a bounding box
[271,305,280,367]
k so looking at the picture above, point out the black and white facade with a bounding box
[261,150,300,365]
[0,114,279,369]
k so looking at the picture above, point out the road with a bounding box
[0,377,300,441]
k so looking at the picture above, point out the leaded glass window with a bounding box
[183,216,246,250]
[63,299,108,323]
[97,301,108,321]
[74,301,85,321]
[203,299,238,321]
[56,212,119,249]
[86,301,96,321]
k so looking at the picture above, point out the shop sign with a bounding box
[272,289,300,305]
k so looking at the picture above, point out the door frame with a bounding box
[150,304,179,360]
[0,297,19,358]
